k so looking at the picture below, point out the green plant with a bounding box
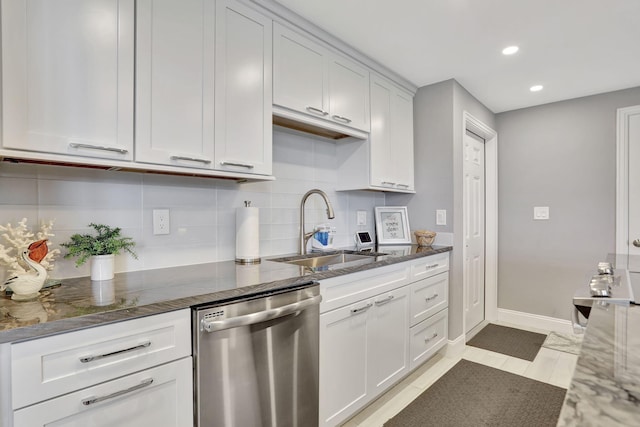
[61,223,137,267]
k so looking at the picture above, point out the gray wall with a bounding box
[496,86,640,320]
[389,79,495,340]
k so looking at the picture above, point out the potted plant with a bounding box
[61,223,137,281]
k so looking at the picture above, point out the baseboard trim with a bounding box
[445,334,466,358]
[496,308,574,334]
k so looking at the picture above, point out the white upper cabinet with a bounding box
[273,23,370,137]
[1,0,135,161]
[336,74,415,193]
[135,0,272,176]
[135,0,215,169]
[214,0,272,176]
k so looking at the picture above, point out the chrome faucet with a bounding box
[299,189,335,254]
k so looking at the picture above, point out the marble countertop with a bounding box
[558,301,640,426]
[0,245,451,344]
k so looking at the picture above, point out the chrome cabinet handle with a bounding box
[82,378,154,406]
[220,161,255,169]
[375,295,394,306]
[425,264,439,269]
[381,181,396,186]
[425,294,439,302]
[79,341,151,363]
[332,115,352,124]
[396,184,410,189]
[634,239,640,248]
[203,294,322,332]
[170,155,212,164]
[69,142,128,155]
[306,106,328,116]
[424,332,438,343]
[350,302,373,315]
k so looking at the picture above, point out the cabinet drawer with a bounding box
[410,253,449,282]
[409,309,448,370]
[11,309,191,409]
[13,357,193,427]
[319,263,409,313]
[410,272,448,326]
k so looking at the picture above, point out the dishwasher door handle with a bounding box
[202,294,322,332]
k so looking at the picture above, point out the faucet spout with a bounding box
[300,189,335,254]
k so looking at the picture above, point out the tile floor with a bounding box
[341,322,579,427]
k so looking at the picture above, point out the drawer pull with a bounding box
[332,114,352,124]
[82,378,154,406]
[381,181,396,186]
[306,106,329,116]
[424,332,438,343]
[375,295,395,306]
[351,303,373,315]
[79,341,151,363]
[425,294,439,302]
[170,155,212,164]
[69,142,128,155]
[220,160,255,169]
[396,184,410,189]
[425,264,439,269]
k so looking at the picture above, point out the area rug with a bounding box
[542,331,583,355]
[384,359,566,427]
[466,323,547,361]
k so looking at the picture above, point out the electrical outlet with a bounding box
[356,210,367,226]
[436,209,447,226]
[153,209,170,235]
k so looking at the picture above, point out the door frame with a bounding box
[462,111,498,329]
[616,105,640,255]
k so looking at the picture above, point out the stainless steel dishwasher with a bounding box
[193,282,321,427]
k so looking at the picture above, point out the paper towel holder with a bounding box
[236,201,261,265]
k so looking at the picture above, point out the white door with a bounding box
[463,131,485,334]
[617,105,640,272]
[327,54,370,131]
[627,107,640,268]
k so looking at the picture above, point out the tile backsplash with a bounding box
[0,129,384,280]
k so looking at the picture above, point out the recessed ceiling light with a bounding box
[530,85,543,92]
[502,46,519,55]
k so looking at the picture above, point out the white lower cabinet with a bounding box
[13,357,193,427]
[319,254,449,427]
[8,309,193,427]
[319,286,409,427]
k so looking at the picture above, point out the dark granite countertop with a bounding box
[557,301,640,426]
[0,245,452,344]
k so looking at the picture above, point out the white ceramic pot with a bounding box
[90,254,115,281]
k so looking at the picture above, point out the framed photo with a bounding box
[374,206,411,245]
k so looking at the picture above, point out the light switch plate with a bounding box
[436,209,447,225]
[534,206,549,220]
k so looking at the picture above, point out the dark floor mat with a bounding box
[466,323,547,361]
[384,359,566,427]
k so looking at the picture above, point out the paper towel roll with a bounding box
[236,206,260,264]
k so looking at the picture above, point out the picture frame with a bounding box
[374,206,411,245]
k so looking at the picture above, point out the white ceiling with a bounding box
[273,0,640,113]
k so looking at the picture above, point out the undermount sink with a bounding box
[271,250,387,271]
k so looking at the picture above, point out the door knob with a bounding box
[634,239,640,248]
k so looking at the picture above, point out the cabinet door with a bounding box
[135,0,215,169]
[273,23,327,117]
[369,286,410,397]
[13,357,193,427]
[1,0,134,160]
[214,0,272,175]
[369,76,394,189]
[328,54,370,132]
[319,300,371,427]
[392,88,415,190]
